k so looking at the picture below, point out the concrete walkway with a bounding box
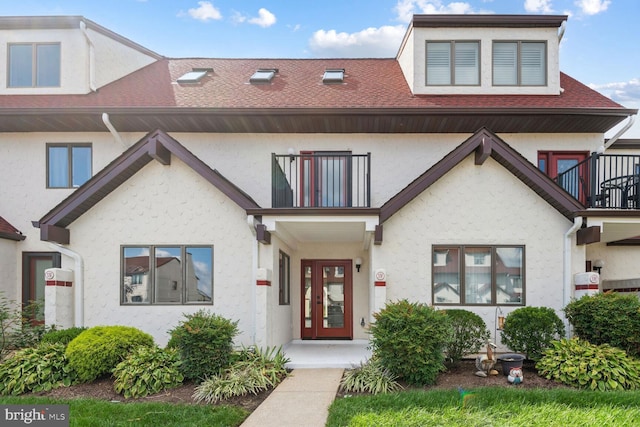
[240,368,344,427]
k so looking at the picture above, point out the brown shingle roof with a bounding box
[0,216,25,241]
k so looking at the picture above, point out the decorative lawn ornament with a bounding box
[508,367,523,384]
[458,387,476,408]
[475,341,497,377]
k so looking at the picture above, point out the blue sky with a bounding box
[2,0,639,136]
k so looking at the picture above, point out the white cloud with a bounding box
[524,0,553,13]
[394,0,477,23]
[183,1,222,22]
[248,8,276,28]
[590,78,640,103]
[309,25,407,58]
[575,0,610,15]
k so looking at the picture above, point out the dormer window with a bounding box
[250,69,277,84]
[8,43,61,88]
[426,41,479,86]
[493,41,546,86]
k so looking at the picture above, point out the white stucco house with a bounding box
[1,14,639,354]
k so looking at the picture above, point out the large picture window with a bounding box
[426,41,479,86]
[122,245,213,305]
[432,245,524,305]
[47,143,92,188]
[493,41,546,86]
[8,43,61,88]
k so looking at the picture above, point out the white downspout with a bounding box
[46,242,84,327]
[558,21,566,42]
[247,215,258,344]
[602,115,636,152]
[79,21,97,92]
[102,113,128,149]
[563,216,582,337]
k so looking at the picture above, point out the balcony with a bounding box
[272,152,370,208]
[556,153,640,209]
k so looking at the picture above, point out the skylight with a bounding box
[177,68,213,84]
[250,69,277,84]
[323,69,345,84]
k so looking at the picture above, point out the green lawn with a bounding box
[0,396,247,427]
[327,387,640,427]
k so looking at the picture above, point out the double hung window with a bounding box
[493,41,546,86]
[432,245,524,305]
[426,41,480,86]
[8,43,61,88]
[122,245,213,305]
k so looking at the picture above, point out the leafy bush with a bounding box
[500,306,565,361]
[193,346,289,403]
[564,292,640,357]
[340,359,402,395]
[443,309,490,365]
[536,338,640,391]
[113,346,184,398]
[0,294,49,358]
[168,310,239,382]
[0,343,77,395]
[369,300,450,386]
[41,327,87,347]
[66,326,154,383]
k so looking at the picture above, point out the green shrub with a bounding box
[193,346,289,403]
[443,309,490,365]
[500,306,565,361]
[536,338,640,391]
[65,326,154,383]
[0,343,77,395]
[340,359,402,395]
[41,327,87,347]
[113,346,184,398]
[0,295,50,355]
[564,292,640,357]
[369,300,450,386]
[168,310,239,382]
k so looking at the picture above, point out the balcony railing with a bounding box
[272,152,371,208]
[556,153,640,209]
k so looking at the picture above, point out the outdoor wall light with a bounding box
[355,257,363,272]
[593,259,605,274]
[287,147,296,162]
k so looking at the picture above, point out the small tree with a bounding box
[500,306,565,361]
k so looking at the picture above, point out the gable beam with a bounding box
[577,226,601,245]
[475,137,492,165]
[40,224,70,245]
[256,224,271,244]
[374,224,383,245]
[148,136,171,165]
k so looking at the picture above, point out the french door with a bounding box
[300,152,352,207]
[301,260,353,339]
[538,151,589,204]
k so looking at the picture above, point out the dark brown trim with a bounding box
[36,129,260,243]
[577,226,601,245]
[412,14,567,28]
[475,136,492,165]
[575,210,640,218]
[374,225,383,245]
[0,107,634,134]
[256,224,271,245]
[608,139,640,150]
[607,237,640,246]
[380,127,584,223]
[0,231,26,241]
[39,224,70,245]
[246,208,380,216]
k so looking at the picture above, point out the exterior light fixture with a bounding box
[498,316,505,330]
[593,259,605,274]
[287,147,296,163]
[355,257,363,272]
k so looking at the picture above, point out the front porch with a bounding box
[283,339,371,369]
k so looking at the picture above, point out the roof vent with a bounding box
[323,69,344,84]
[177,68,213,84]
[250,69,278,84]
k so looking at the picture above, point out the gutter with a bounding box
[79,20,97,92]
[563,216,582,337]
[102,112,128,149]
[603,115,637,152]
[46,242,84,328]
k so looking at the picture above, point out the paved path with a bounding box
[240,368,344,427]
